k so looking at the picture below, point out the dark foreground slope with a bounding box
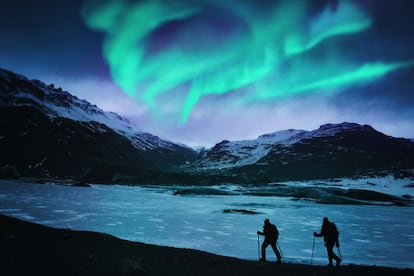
[1,215,412,276]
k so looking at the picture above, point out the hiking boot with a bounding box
[259,258,266,262]
[328,263,334,267]
[336,258,342,267]
[276,259,282,264]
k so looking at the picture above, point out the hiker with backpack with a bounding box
[257,218,282,264]
[314,217,342,267]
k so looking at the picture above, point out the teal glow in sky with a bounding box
[1,0,413,147]
[81,0,413,124]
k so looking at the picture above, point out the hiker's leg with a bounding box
[332,248,341,263]
[326,243,335,266]
[261,240,269,261]
[270,241,281,260]
[332,251,340,261]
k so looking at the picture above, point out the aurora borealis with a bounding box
[1,0,414,146]
[80,0,413,124]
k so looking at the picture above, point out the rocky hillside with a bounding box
[0,68,198,183]
[1,67,413,184]
[184,122,414,182]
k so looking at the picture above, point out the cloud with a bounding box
[36,75,147,118]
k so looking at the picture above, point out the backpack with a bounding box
[270,224,279,239]
[327,222,339,241]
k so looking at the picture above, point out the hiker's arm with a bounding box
[314,224,325,237]
[313,226,324,237]
[257,231,264,236]
[313,231,323,237]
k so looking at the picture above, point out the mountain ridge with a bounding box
[0,68,191,152]
[0,67,198,183]
[185,122,399,169]
[1,67,414,183]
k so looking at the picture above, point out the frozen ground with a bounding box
[0,177,413,269]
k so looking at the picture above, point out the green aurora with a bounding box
[81,0,413,124]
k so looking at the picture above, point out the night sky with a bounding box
[1,0,414,147]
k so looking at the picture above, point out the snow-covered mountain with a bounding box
[187,123,374,170]
[186,129,306,170]
[1,67,413,184]
[184,122,414,181]
[0,68,197,182]
[0,68,191,152]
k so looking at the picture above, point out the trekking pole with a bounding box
[277,241,284,258]
[257,234,261,261]
[337,246,342,259]
[311,236,315,265]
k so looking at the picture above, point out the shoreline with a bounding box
[1,214,413,276]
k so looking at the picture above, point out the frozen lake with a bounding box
[0,179,413,269]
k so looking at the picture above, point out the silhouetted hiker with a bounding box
[314,217,342,267]
[257,218,282,263]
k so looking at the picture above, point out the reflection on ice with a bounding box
[352,239,370,243]
[147,218,164,223]
[0,180,413,269]
[215,230,231,236]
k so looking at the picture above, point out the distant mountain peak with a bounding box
[1,67,201,182]
[318,122,374,133]
[2,67,413,183]
[310,122,377,139]
[0,67,143,136]
[0,67,198,152]
[186,121,414,175]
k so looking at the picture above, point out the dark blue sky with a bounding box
[0,0,108,78]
